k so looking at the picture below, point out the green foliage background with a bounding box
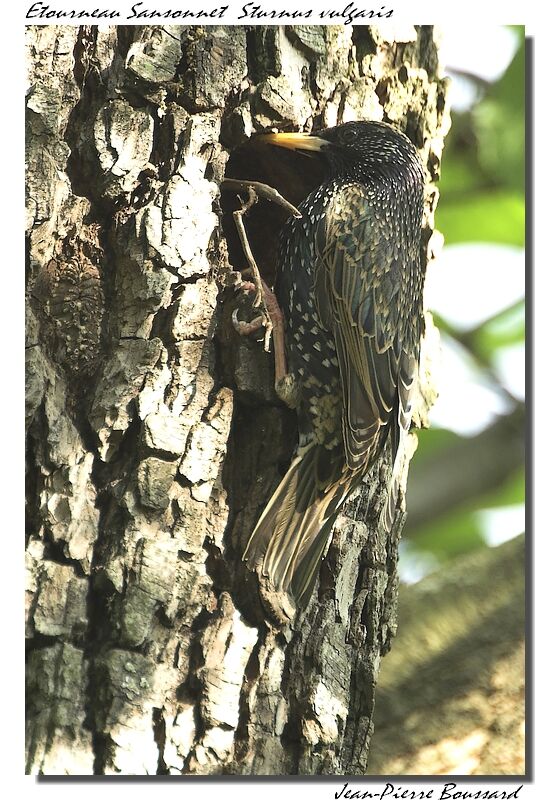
[404,28,525,577]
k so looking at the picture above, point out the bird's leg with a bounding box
[223,178,300,384]
[231,270,265,333]
[260,280,287,384]
[235,275,297,408]
[228,187,274,353]
[226,187,283,372]
[231,188,264,308]
[231,277,287,384]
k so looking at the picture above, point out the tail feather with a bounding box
[243,444,346,604]
[290,515,336,605]
[244,429,409,606]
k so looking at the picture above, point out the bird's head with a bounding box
[258,120,424,185]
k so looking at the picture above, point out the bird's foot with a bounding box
[232,276,288,385]
[231,307,267,337]
[231,275,271,345]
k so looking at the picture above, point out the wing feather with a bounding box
[313,182,414,470]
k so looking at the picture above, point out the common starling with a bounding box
[242,120,425,610]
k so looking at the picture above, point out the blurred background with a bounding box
[402,25,525,583]
[368,26,525,776]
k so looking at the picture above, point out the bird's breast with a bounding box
[276,193,343,449]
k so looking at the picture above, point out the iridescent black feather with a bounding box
[243,121,425,608]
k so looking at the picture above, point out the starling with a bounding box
[242,120,425,610]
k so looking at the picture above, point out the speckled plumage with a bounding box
[243,121,425,608]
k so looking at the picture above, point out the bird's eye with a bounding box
[340,126,359,144]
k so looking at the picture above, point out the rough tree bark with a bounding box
[25,24,450,775]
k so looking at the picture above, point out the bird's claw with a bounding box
[231,273,274,352]
[232,307,268,337]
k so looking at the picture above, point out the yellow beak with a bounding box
[257,132,328,153]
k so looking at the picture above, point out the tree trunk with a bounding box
[25,24,450,775]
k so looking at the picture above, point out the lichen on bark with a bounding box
[25,24,450,775]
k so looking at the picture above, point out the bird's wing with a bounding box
[313,182,417,470]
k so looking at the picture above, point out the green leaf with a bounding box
[405,465,525,566]
[436,190,524,246]
[478,466,525,509]
[412,427,464,467]
[438,147,483,196]
[404,508,487,562]
[469,34,524,192]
